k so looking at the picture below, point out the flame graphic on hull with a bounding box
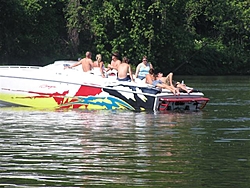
[60,96,134,110]
[0,84,134,110]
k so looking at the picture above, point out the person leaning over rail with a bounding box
[117,57,135,82]
[135,56,153,80]
[145,68,180,95]
[64,51,93,73]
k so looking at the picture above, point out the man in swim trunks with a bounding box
[117,57,134,82]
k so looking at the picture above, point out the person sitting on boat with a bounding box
[106,52,121,76]
[65,51,93,73]
[135,56,153,80]
[117,57,135,82]
[145,68,179,95]
[92,54,106,77]
[157,71,193,93]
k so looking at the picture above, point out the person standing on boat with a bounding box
[65,51,93,73]
[93,54,105,77]
[106,52,121,76]
[117,57,135,82]
[135,56,153,80]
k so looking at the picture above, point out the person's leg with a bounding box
[159,83,178,95]
[166,72,174,87]
[175,87,180,95]
[176,83,193,93]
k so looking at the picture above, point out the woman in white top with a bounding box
[135,56,153,80]
[93,54,105,77]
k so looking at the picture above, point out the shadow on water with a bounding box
[0,76,250,187]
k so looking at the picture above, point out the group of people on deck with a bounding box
[65,51,192,94]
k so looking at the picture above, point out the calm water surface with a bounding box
[0,76,249,187]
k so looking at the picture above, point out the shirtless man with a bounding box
[107,52,121,72]
[117,57,134,82]
[66,51,93,72]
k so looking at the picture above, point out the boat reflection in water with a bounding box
[0,105,205,187]
[75,110,204,186]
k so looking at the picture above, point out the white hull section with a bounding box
[0,61,209,111]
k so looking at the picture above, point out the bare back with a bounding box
[145,74,155,84]
[118,63,130,79]
[80,58,93,72]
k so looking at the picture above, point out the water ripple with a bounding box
[1,84,250,188]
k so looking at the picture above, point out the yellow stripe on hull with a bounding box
[0,93,130,110]
[0,93,60,109]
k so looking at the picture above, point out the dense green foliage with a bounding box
[0,0,249,74]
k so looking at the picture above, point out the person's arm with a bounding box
[128,65,134,82]
[150,63,153,69]
[89,60,93,70]
[135,64,141,78]
[113,60,121,71]
[68,61,81,68]
[107,61,113,71]
[100,61,105,77]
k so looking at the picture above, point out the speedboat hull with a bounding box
[0,61,209,111]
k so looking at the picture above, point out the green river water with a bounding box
[0,76,249,187]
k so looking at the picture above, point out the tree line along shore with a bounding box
[0,0,249,75]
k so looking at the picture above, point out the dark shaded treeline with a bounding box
[0,0,249,75]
